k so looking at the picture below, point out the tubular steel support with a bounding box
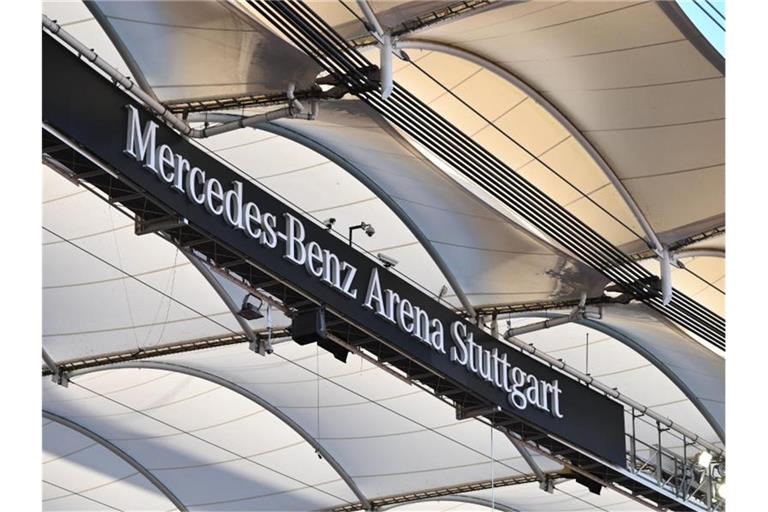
[505,432,553,493]
[248,0,725,353]
[65,361,372,510]
[43,410,188,512]
[42,348,68,387]
[394,39,665,257]
[674,248,725,260]
[182,249,268,354]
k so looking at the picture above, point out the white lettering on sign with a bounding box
[449,322,563,417]
[122,104,564,419]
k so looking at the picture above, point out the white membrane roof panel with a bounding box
[268,100,609,307]
[151,343,560,499]
[43,419,176,511]
[88,0,321,103]
[44,368,357,511]
[404,0,724,246]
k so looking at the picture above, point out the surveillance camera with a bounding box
[322,217,336,230]
[363,223,375,236]
[377,253,398,268]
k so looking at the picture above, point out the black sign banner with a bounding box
[43,32,625,466]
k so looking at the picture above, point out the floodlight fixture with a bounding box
[322,217,336,230]
[237,293,264,320]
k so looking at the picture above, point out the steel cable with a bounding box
[247,0,725,350]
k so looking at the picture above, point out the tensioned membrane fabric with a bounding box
[42,161,718,510]
[44,0,725,316]
[43,346,562,511]
[42,2,725,510]
[509,303,725,441]
[43,418,176,510]
[86,0,321,103]
[265,99,609,308]
[399,0,724,249]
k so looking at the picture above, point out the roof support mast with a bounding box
[356,1,406,100]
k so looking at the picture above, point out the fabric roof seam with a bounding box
[254,1,724,348]
[42,310,234,338]
[42,480,124,511]
[43,471,139,502]
[42,262,191,289]
[64,378,362,507]
[43,440,101,465]
[395,40,660,254]
[43,410,188,511]
[61,361,551,504]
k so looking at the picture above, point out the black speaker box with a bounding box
[290,308,327,345]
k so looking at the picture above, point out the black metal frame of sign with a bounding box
[42,32,625,467]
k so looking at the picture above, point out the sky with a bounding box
[677,0,725,55]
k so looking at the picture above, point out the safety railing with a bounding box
[625,407,725,511]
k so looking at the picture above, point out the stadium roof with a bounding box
[42,2,725,510]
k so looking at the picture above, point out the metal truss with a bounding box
[42,64,724,511]
[329,473,542,512]
[41,329,290,378]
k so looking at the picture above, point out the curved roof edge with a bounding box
[380,494,520,512]
[395,39,661,256]
[260,120,476,317]
[657,1,725,75]
[511,305,724,442]
[65,361,371,509]
[43,409,188,511]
